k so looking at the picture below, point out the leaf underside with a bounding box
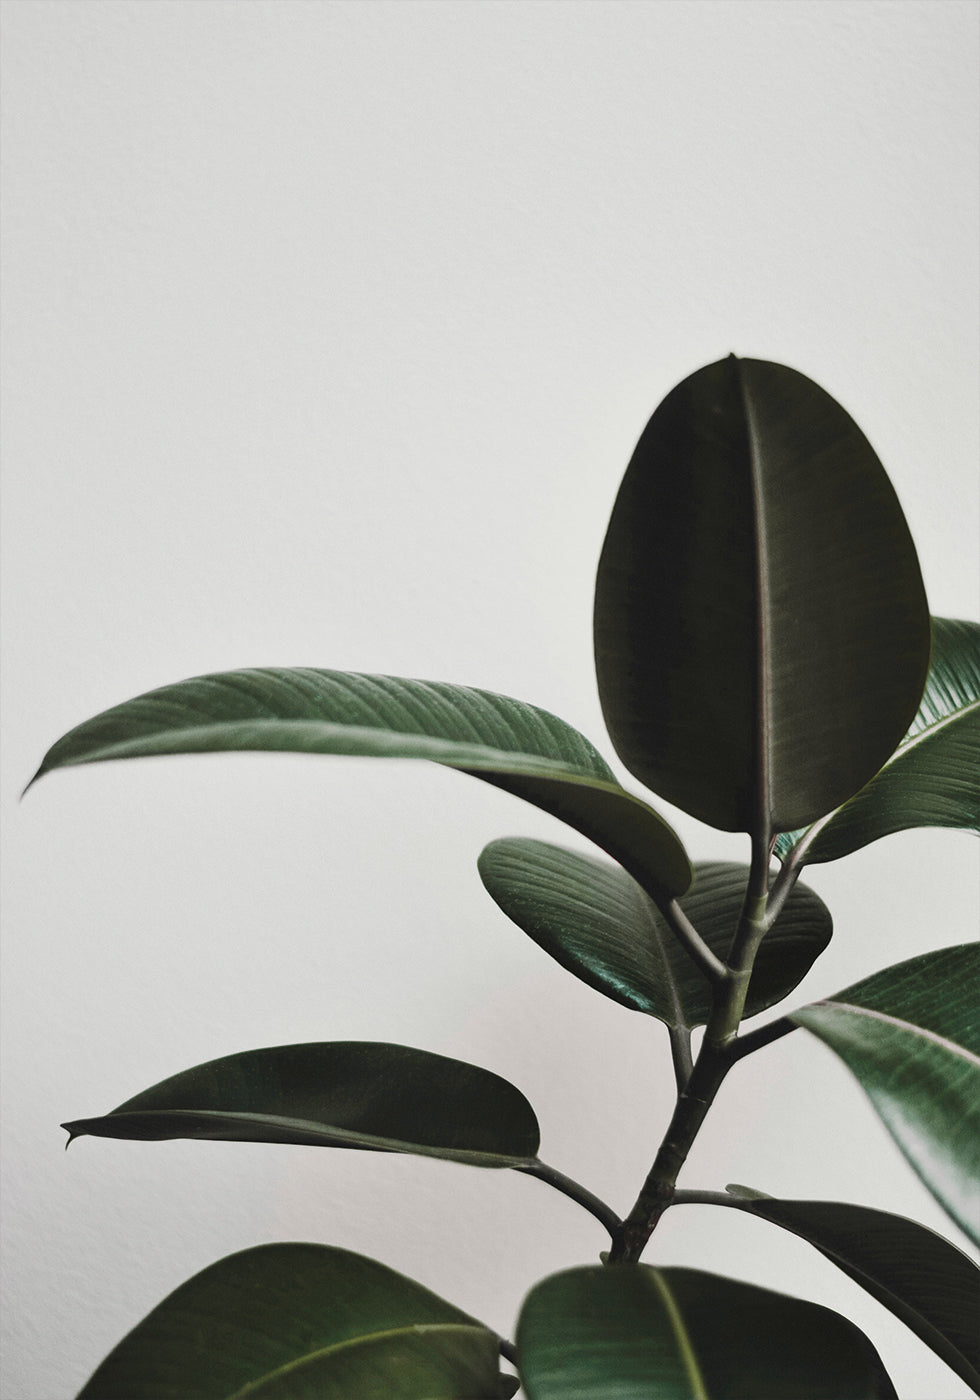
[76,1243,508,1399]
[516,1264,898,1399]
[792,944,980,1246]
[29,668,692,898]
[776,616,980,864]
[63,1042,540,1168]
[479,843,831,1027]
[594,355,930,835]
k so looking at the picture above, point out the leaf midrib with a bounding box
[812,1001,980,1067]
[650,1273,710,1400]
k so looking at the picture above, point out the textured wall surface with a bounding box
[2,2,977,1396]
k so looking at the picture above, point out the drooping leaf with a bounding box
[792,945,980,1245]
[731,1198,980,1391]
[76,1242,512,1399]
[63,1041,540,1168]
[478,843,831,1027]
[28,668,691,898]
[516,1264,897,1399]
[594,356,930,836]
[776,617,980,864]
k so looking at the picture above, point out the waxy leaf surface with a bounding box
[478,843,831,1026]
[30,668,691,897]
[64,1042,540,1168]
[517,1265,897,1398]
[734,1198,980,1391]
[792,945,980,1245]
[594,356,930,835]
[776,617,980,864]
[77,1242,511,1399]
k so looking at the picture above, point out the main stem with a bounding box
[608,832,773,1264]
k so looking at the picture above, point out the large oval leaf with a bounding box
[594,356,930,836]
[77,1242,511,1399]
[776,617,980,864]
[516,1264,897,1398]
[478,843,831,1027]
[63,1042,540,1168]
[28,668,691,898]
[728,1198,980,1391]
[792,945,980,1245]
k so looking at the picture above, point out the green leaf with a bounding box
[735,1199,980,1391]
[28,668,691,898]
[478,843,831,1027]
[516,1265,897,1398]
[76,1242,511,1399]
[792,945,980,1246]
[776,617,980,864]
[63,1042,540,1168]
[594,356,930,836]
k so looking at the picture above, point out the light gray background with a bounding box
[2,2,978,1397]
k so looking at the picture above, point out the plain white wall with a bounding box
[2,2,977,1396]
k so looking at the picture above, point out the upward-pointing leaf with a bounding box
[28,669,691,898]
[792,945,980,1246]
[776,617,980,865]
[594,356,930,836]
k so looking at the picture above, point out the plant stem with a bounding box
[668,1024,694,1090]
[517,1160,624,1241]
[730,1014,797,1061]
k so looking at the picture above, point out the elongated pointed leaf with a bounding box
[776,617,980,864]
[63,1042,540,1168]
[29,669,691,898]
[516,1265,897,1398]
[731,1199,980,1391]
[594,356,930,835]
[478,843,831,1027]
[77,1242,510,1399]
[792,945,980,1245]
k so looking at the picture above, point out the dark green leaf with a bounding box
[28,668,691,898]
[516,1265,897,1398]
[478,843,831,1027]
[792,945,980,1245]
[77,1243,509,1399]
[776,617,980,864]
[594,356,930,835]
[63,1042,540,1168]
[735,1199,980,1391]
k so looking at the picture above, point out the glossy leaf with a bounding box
[63,1041,540,1168]
[792,945,980,1245]
[517,1265,897,1398]
[478,842,831,1026]
[594,356,930,835]
[77,1242,511,1399]
[776,617,980,864]
[29,668,691,898]
[735,1198,980,1391]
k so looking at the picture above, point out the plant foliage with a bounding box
[31,356,979,1397]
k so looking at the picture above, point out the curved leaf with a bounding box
[733,1199,980,1391]
[776,617,980,864]
[63,1042,540,1168]
[478,843,831,1027]
[792,945,980,1245]
[594,356,930,835]
[76,1242,510,1399]
[28,668,691,898]
[516,1264,897,1399]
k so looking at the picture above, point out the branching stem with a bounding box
[518,1160,624,1242]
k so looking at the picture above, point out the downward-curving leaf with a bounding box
[63,1042,540,1168]
[792,945,980,1246]
[478,843,831,1027]
[730,1198,980,1391]
[28,668,691,898]
[77,1242,513,1399]
[594,356,930,836]
[516,1265,897,1398]
[776,617,980,864]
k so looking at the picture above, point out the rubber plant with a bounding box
[29,356,980,1399]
